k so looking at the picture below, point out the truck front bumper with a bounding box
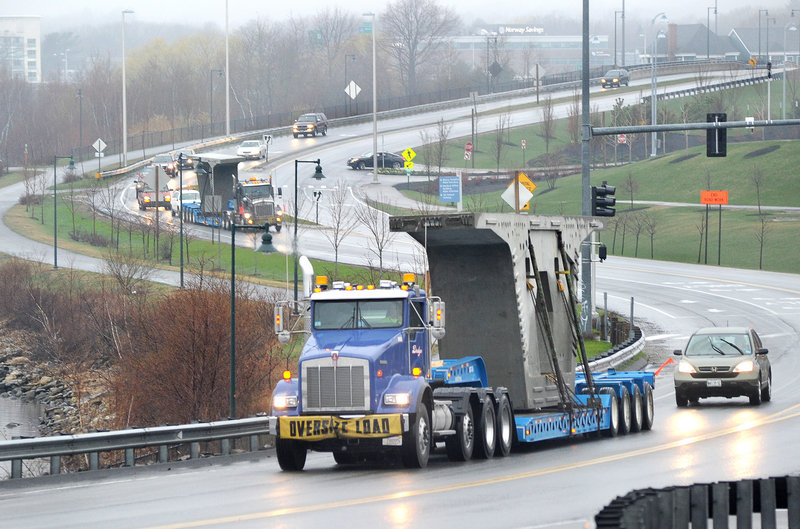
[268,414,408,441]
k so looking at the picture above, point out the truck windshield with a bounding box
[314,300,404,330]
[242,184,272,199]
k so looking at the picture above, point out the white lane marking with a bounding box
[606,294,677,319]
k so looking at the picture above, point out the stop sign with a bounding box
[465,142,473,152]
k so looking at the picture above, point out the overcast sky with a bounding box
[14,0,792,32]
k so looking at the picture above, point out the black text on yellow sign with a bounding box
[280,415,403,441]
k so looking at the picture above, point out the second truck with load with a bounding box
[268,213,654,470]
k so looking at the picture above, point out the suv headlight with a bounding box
[678,360,696,374]
[734,360,755,373]
[384,393,411,406]
[273,395,298,409]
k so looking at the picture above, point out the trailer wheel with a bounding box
[641,382,655,430]
[474,396,497,459]
[618,386,632,435]
[276,439,307,471]
[629,385,643,433]
[599,388,619,437]
[494,393,514,457]
[445,405,474,461]
[402,402,431,468]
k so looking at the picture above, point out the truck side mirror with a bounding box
[431,301,445,340]
[275,305,291,344]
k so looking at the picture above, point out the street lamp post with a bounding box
[344,54,356,115]
[707,7,716,60]
[178,153,185,289]
[759,9,769,62]
[650,12,668,158]
[615,11,622,66]
[784,23,798,119]
[363,12,378,183]
[209,69,223,137]
[621,0,625,66]
[121,9,133,167]
[53,156,75,269]
[293,159,326,306]
[767,17,776,62]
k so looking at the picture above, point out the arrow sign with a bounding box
[93,138,107,153]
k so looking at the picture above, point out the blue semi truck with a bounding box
[267,213,655,470]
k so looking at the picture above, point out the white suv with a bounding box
[171,189,201,217]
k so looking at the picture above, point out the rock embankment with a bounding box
[0,328,111,436]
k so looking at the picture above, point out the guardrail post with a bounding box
[221,438,230,455]
[712,482,729,528]
[736,480,753,529]
[125,448,134,467]
[191,442,199,459]
[158,445,167,463]
[788,476,800,527]
[11,458,22,479]
[674,486,691,527]
[759,478,777,529]
[655,488,673,529]
[691,484,709,529]
[629,297,635,340]
[249,435,259,452]
[49,455,61,476]
[89,452,99,470]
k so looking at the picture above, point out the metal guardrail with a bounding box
[596,475,800,528]
[641,74,773,105]
[0,417,272,479]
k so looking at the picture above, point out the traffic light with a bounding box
[706,113,727,157]
[591,182,616,217]
[767,61,772,79]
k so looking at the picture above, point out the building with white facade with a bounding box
[0,16,42,83]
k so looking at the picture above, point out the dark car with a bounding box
[174,149,197,170]
[673,327,772,406]
[601,69,630,88]
[292,112,329,138]
[347,152,405,170]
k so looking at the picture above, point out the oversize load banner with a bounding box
[280,415,403,441]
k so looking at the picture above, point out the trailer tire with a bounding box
[641,382,655,430]
[402,402,431,468]
[474,396,497,459]
[495,393,514,457]
[618,386,632,435]
[629,385,643,433]
[599,388,619,437]
[276,439,307,471]
[445,405,474,461]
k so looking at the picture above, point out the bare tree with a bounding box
[751,164,765,215]
[643,212,658,258]
[620,171,638,209]
[539,95,555,153]
[433,118,452,176]
[380,0,461,96]
[755,216,770,270]
[320,180,358,280]
[354,193,396,278]
[102,250,151,296]
[418,129,435,181]
[493,114,510,174]
[566,88,580,144]
[631,213,645,257]
[696,212,707,264]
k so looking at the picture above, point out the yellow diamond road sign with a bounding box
[518,171,537,193]
[748,57,757,67]
[402,148,416,162]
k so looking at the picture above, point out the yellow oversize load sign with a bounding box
[280,415,403,441]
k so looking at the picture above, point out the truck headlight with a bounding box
[243,212,251,219]
[384,393,411,406]
[677,360,696,374]
[273,395,298,409]
[734,360,755,373]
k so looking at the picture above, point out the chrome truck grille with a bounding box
[301,357,370,412]
[254,202,274,217]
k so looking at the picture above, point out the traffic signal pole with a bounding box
[580,0,593,336]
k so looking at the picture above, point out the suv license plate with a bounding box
[706,379,722,387]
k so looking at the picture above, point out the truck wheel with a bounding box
[618,386,632,435]
[293,133,298,138]
[276,439,307,471]
[641,382,655,430]
[275,224,282,233]
[599,388,619,437]
[494,393,514,457]
[474,396,496,459]
[445,405,474,461]
[629,385,643,433]
[402,402,431,468]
